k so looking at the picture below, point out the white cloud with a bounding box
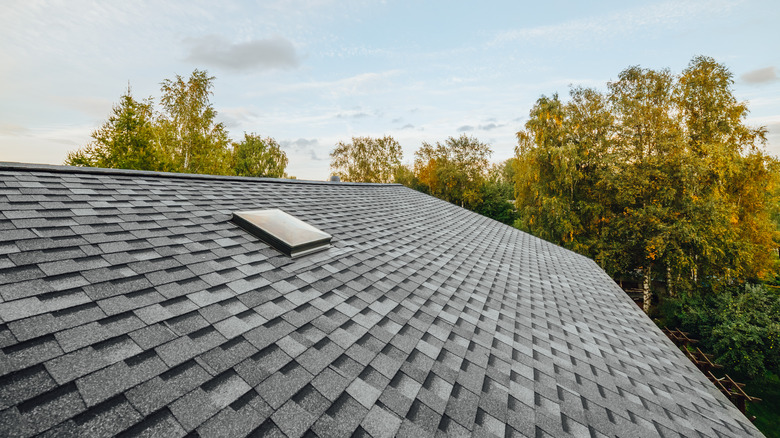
[336,112,371,119]
[0,123,29,136]
[185,35,299,71]
[219,107,260,129]
[284,138,318,148]
[280,138,329,162]
[249,70,403,98]
[0,123,94,165]
[490,0,740,47]
[741,66,778,84]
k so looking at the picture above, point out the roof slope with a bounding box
[0,164,762,437]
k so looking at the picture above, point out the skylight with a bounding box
[231,209,332,258]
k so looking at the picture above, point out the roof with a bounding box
[0,162,763,437]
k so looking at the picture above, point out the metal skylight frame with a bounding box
[231,209,332,258]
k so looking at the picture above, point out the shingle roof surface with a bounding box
[0,163,763,437]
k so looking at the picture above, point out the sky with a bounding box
[1,0,779,181]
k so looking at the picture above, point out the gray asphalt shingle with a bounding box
[0,163,765,437]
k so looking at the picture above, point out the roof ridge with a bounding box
[0,162,401,187]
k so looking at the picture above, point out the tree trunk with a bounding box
[666,264,674,298]
[643,265,653,314]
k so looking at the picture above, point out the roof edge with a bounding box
[0,162,401,186]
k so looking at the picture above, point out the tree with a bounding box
[65,70,239,177]
[403,139,513,223]
[676,56,777,285]
[393,164,428,192]
[664,284,780,379]
[607,66,684,311]
[514,89,614,259]
[329,136,402,183]
[514,57,778,313]
[414,134,492,208]
[514,94,580,244]
[474,160,517,225]
[232,133,288,178]
[65,87,168,171]
[158,69,231,175]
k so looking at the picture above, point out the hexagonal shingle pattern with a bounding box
[0,163,763,437]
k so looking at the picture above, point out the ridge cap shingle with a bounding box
[0,162,401,187]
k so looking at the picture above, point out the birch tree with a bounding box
[329,136,403,183]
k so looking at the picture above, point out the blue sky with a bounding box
[1,0,778,180]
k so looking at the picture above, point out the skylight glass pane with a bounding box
[232,209,331,257]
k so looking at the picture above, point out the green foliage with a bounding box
[232,133,288,178]
[66,70,289,179]
[414,134,492,209]
[329,136,403,183]
[514,57,779,309]
[710,285,780,377]
[391,138,513,224]
[514,88,617,263]
[393,164,428,193]
[65,89,169,171]
[474,183,515,225]
[158,70,232,175]
[745,372,780,438]
[394,138,513,224]
[474,160,516,225]
[662,284,780,379]
[486,159,516,200]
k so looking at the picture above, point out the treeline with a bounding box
[509,56,780,382]
[67,70,289,178]
[516,56,778,308]
[329,135,517,225]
